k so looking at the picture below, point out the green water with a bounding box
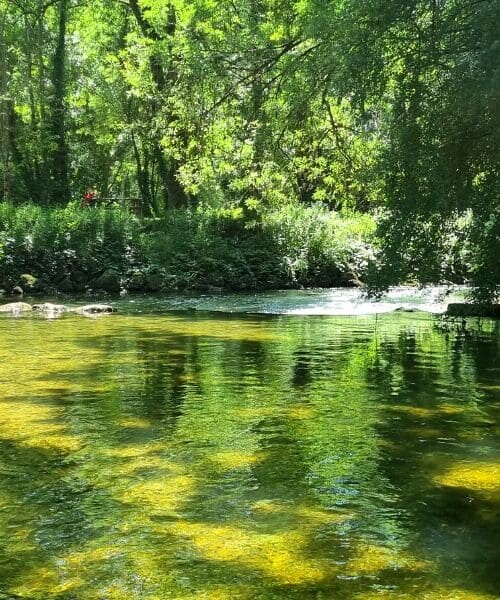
[0,301,499,599]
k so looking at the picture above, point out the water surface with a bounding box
[112,285,465,315]
[0,295,498,599]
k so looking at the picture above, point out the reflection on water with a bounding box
[0,306,498,599]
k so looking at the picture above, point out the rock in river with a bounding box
[32,303,68,314]
[75,304,117,314]
[0,302,33,313]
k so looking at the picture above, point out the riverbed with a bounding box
[0,290,498,599]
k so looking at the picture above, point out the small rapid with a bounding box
[118,286,466,316]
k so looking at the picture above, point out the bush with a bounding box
[0,202,141,291]
[0,201,377,293]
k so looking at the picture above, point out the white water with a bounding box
[123,286,467,316]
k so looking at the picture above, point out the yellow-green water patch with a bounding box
[120,474,198,515]
[0,398,81,453]
[171,521,334,584]
[210,450,267,470]
[346,542,433,576]
[434,462,500,500]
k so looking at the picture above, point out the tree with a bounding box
[127,0,190,211]
[306,0,499,297]
[48,0,70,203]
[0,0,497,298]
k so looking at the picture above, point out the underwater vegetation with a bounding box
[0,309,498,598]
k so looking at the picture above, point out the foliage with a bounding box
[308,0,500,300]
[0,202,140,288]
[0,0,498,298]
[0,202,375,292]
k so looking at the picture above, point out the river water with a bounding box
[0,290,498,599]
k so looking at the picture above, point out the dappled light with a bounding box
[170,521,331,585]
[434,463,500,501]
[0,308,498,598]
[0,397,81,453]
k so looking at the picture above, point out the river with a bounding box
[0,289,498,599]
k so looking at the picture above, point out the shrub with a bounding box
[0,201,377,292]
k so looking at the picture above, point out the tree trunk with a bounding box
[128,0,189,210]
[48,0,69,204]
[132,132,152,212]
[0,9,9,201]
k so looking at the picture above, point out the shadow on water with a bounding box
[0,311,498,598]
[366,327,500,596]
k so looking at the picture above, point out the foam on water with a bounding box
[127,286,465,316]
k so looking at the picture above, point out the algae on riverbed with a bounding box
[0,306,498,598]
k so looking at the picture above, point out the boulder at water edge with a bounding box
[32,303,68,314]
[0,302,33,313]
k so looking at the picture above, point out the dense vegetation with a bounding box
[0,0,498,297]
[0,201,375,292]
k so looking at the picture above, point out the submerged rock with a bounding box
[75,304,117,314]
[446,303,500,317]
[0,302,33,313]
[32,303,68,314]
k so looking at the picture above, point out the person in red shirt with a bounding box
[82,188,97,208]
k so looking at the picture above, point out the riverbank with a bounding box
[0,202,377,296]
[1,201,477,298]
